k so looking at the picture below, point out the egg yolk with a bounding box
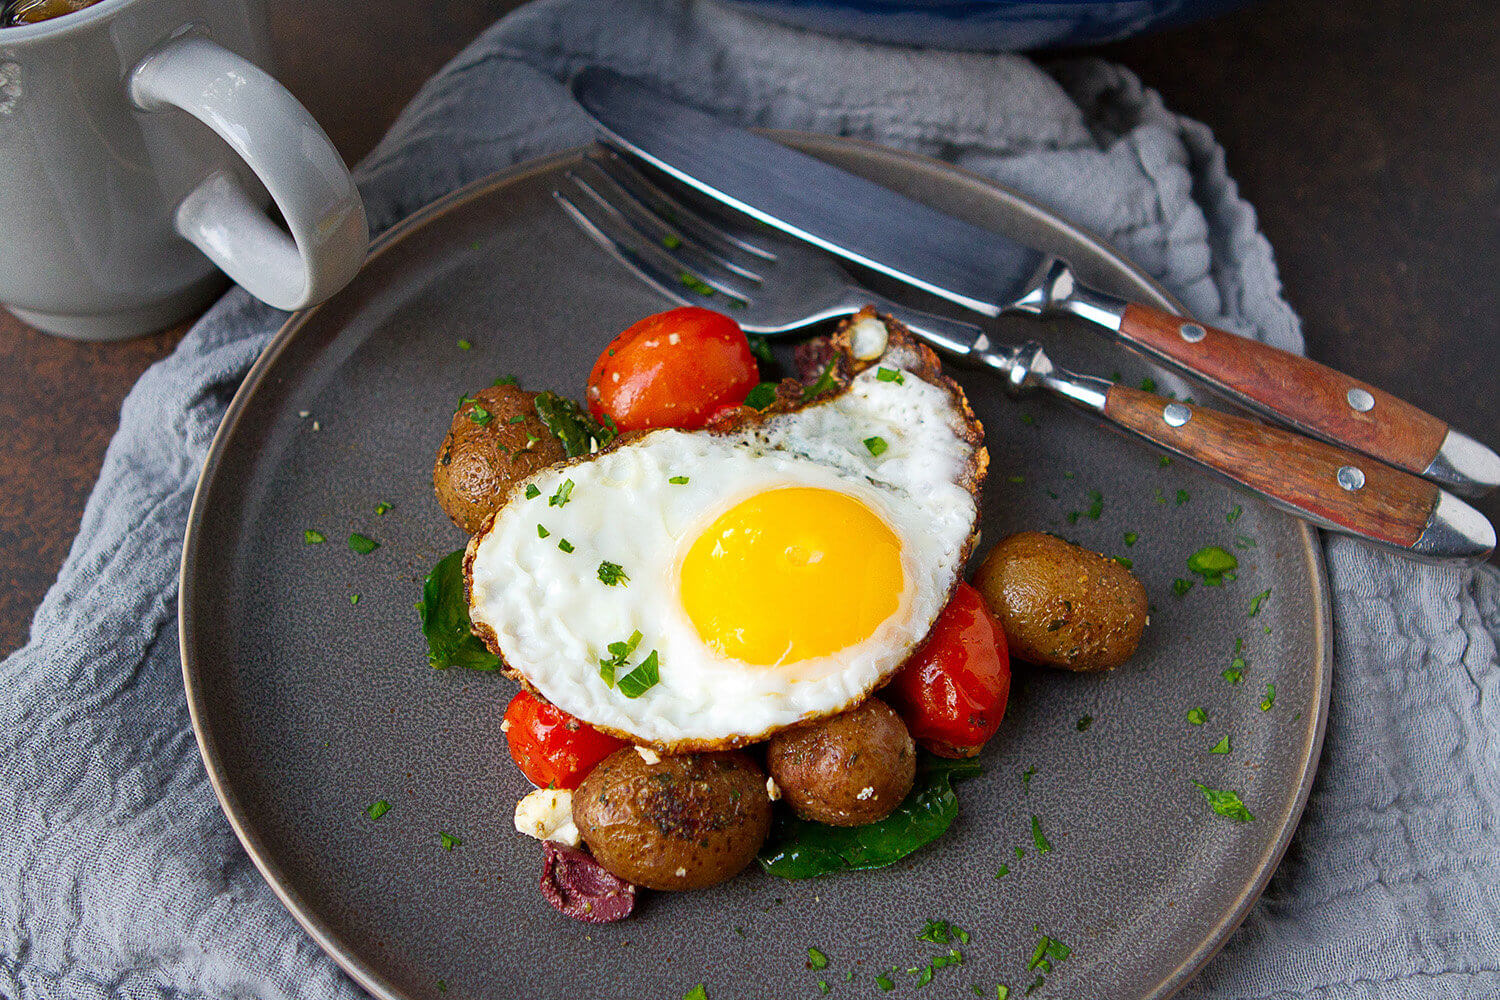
[679,487,904,665]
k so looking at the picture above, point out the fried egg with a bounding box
[466,315,986,750]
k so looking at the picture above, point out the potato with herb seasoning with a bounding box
[766,698,915,827]
[573,748,772,891]
[433,382,566,534]
[972,531,1146,672]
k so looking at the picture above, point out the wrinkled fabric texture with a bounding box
[3,1,1497,998]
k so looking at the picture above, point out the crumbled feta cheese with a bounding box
[297,410,310,418]
[849,316,888,360]
[499,718,511,733]
[311,420,321,431]
[766,776,782,801]
[674,867,688,878]
[513,788,580,847]
[856,786,876,801]
[635,746,661,765]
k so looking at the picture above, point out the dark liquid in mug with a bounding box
[1,0,103,26]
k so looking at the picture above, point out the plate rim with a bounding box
[179,135,1332,1000]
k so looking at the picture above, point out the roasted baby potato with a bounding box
[973,531,1147,671]
[573,748,772,891]
[433,384,565,534]
[766,698,915,826]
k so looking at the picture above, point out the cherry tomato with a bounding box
[503,691,628,789]
[586,307,759,431]
[886,583,1011,758]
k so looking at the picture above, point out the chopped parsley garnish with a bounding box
[802,358,839,401]
[508,414,527,424]
[617,650,661,698]
[1187,707,1207,725]
[876,972,895,991]
[348,533,379,554]
[1085,490,1103,519]
[917,919,968,945]
[374,501,392,515]
[818,981,830,995]
[1066,511,1081,525]
[1154,489,1168,504]
[662,233,683,250]
[683,986,708,1000]
[1008,474,1026,484]
[349,594,361,605]
[1159,454,1173,467]
[877,367,905,384]
[1227,504,1243,523]
[807,948,829,970]
[1210,736,1231,754]
[1223,657,1245,683]
[366,799,390,820]
[1022,764,1036,789]
[1234,534,1258,549]
[669,475,690,485]
[1030,815,1052,854]
[598,631,643,687]
[457,339,472,351]
[1194,782,1254,822]
[1014,845,1026,860]
[439,831,462,850]
[1020,413,1036,426]
[437,980,447,993]
[537,524,549,538]
[303,529,326,544]
[1140,376,1158,393]
[995,864,1010,879]
[997,988,1010,1000]
[1188,545,1238,586]
[676,271,715,296]
[468,403,492,425]
[1172,578,1195,597]
[1261,682,1276,711]
[1249,588,1272,616]
[743,382,779,410]
[549,478,575,507]
[597,561,629,587]
[746,333,774,364]
[525,484,541,499]
[1063,471,1077,480]
[1114,555,1134,569]
[493,374,518,387]
[1076,714,1093,731]
[1176,488,1191,505]
[1124,531,1139,547]
[557,538,574,553]
[864,436,889,457]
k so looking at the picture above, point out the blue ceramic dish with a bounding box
[720,0,1253,50]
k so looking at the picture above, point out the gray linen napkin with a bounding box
[4,1,1498,998]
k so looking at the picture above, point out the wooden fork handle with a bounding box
[1103,384,1493,561]
[1117,302,1455,481]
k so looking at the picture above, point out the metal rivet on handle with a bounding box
[1179,323,1207,343]
[1346,387,1375,412]
[1337,465,1366,491]
[1163,403,1192,427]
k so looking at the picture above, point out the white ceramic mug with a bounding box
[0,0,367,339]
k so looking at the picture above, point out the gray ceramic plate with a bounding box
[180,136,1330,1000]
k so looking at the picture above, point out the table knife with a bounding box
[571,67,1500,499]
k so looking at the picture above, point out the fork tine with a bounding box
[590,149,777,263]
[563,169,760,304]
[573,159,764,285]
[553,178,733,312]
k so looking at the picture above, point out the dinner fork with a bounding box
[553,151,1494,563]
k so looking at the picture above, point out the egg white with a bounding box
[467,359,980,748]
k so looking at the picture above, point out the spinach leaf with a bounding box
[533,391,615,458]
[758,754,981,878]
[418,549,502,671]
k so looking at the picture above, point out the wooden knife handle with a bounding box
[1104,384,1438,548]
[1117,302,1448,476]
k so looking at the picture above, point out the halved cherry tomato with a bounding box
[886,583,1011,759]
[586,307,759,431]
[503,691,628,789]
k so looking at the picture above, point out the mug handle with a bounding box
[129,34,368,311]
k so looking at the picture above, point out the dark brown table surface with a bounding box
[2,0,1496,656]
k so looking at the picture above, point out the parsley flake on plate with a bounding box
[348,533,379,554]
[1030,815,1052,854]
[807,948,829,970]
[1193,782,1254,822]
[1187,707,1207,725]
[1261,682,1276,711]
[1210,736,1231,754]
[366,799,389,820]
[374,501,392,515]
[303,529,326,545]
[683,986,708,1000]
[1249,588,1272,616]
[439,831,462,850]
